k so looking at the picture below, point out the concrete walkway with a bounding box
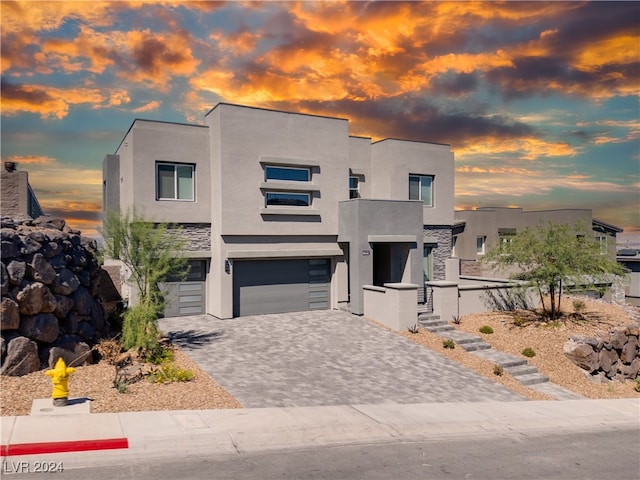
[158,311,524,407]
[2,399,638,466]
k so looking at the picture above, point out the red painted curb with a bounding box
[1,438,128,456]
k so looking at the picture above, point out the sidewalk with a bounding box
[2,399,638,470]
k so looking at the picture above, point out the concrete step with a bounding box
[505,364,540,377]
[470,349,528,368]
[423,325,455,333]
[515,373,550,386]
[418,318,448,327]
[417,313,440,321]
[527,382,585,400]
[439,331,484,345]
[460,342,492,352]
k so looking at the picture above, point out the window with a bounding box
[265,192,310,207]
[451,235,457,257]
[265,166,310,182]
[349,176,360,199]
[596,235,607,255]
[476,236,486,255]
[157,163,194,201]
[409,175,433,206]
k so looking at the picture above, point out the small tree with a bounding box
[481,221,623,319]
[102,208,189,349]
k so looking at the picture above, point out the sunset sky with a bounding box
[1,1,639,242]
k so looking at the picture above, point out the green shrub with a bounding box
[634,378,640,393]
[493,364,504,376]
[148,364,194,384]
[146,346,175,365]
[121,302,160,352]
[522,347,536,358]
[442,339,455,349]
[479,325,494,334]
[513,315,524,327]
[572,299,586,313]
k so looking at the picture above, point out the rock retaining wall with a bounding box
[563,325,640,382]
[1,216,120,376]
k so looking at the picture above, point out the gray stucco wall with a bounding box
[1,169,29,217]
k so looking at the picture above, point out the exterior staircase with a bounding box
[416,312,584,400]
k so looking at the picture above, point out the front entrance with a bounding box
[372,243,410,286]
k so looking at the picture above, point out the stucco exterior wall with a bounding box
[1,169,29,217]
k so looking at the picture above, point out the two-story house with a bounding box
[453,207,623,277]
[103,103,455,318]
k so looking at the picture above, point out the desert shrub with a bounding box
[121,302,160,352]
[572,299,586,313]
[442,339,455,349]
[493,364,504,376]
[148,364,194,384]
[407,324,419,334]
[513,315,525,327]
[635,378,640,393]
[451,315,461,325]
[522,347,536,358]
[145,345,175,365]
[96,338,123,365]
[479,325,494,334]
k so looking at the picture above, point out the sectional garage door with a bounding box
[233,258,331,317]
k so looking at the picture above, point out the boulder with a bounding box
[20,236,42,255]
[28,253,56,284]
[16,282,49,315]
[51,268,80,295]
[609,328,627,350]
[0,336,40,376]
[53,294,74,319]
[18,313,60,343]
[620,336,639,364]
[569,334,603,351]
[46,341,91,369]
[563,340,599,373]
[42,241,63,259]
[0,297,20,330]
[598,347,619,374]
[6,260,26,285]
[1,262,7,296]
[1,240,19,259]
[625,325,640,337]
[71,286,94,316]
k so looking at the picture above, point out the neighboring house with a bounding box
[103,103,455,319]
[453,207,623,278]
[1,162,44,219]
[617,249,640,306]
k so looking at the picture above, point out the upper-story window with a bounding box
[157,162,194,201]
[349,176,360,199]
[596,235,607,255]
[409,174,433,207]
[265,166,310,182]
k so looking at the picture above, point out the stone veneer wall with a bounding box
[423,226,451,281]
[169,223,211,252]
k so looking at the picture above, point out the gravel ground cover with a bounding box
[1,296,637,416]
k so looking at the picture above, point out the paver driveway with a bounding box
[159,310,524,407]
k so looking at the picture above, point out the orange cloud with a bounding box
[457,136,577,161]
[1,80,130,119]
[132,100,161,113]
[2,155,55,165]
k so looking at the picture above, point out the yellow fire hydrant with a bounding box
[45,357,75,407]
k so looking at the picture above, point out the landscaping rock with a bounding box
[0,336,40,376]
[0,298,20,330]
[18,313,60,343]
[563,340,599,373]
[1,216,120,376]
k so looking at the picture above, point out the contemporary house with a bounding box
[453,207,623,277]
[1,162,44,219]
[103,103,455,319]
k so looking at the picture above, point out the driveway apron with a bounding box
[158,311,524,408]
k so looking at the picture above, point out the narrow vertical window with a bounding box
[476,236,486,255]
[349,176,360,199]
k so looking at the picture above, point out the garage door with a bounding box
[161,260,207,318]
[233,258,330,317]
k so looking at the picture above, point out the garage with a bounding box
[161,260,207,318]
[233,258,331,317]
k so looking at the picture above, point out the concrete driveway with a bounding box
[158,310,524,408]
